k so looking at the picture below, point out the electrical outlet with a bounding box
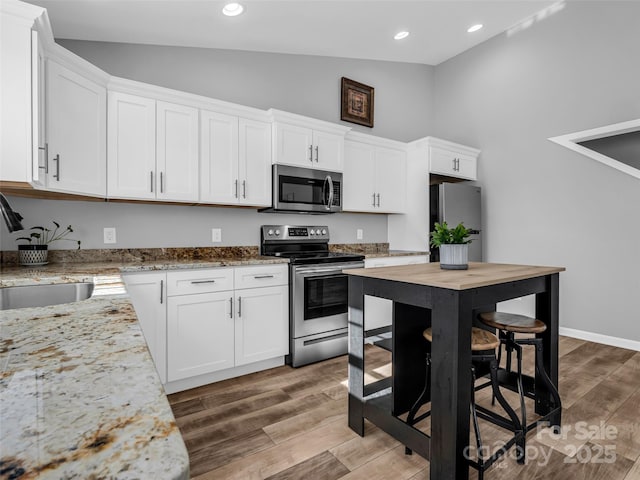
[356,229,363,240]
[211,228,222,243]
[103,227,116,244]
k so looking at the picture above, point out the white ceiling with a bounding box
[26,0,560,65]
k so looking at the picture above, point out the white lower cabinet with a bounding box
[122,272,167,383]
[364,256,428,331]
[125,265,288,388]
[167,291,235,381]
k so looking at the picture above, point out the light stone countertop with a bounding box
[0,255,287,479]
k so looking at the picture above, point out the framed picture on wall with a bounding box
[341,77,374,128]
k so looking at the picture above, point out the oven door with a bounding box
[292,261,364,338]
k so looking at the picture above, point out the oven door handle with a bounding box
[294,263,364,275]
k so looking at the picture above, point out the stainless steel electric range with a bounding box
[260,225,364,367]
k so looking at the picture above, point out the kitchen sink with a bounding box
[0,282,94,310]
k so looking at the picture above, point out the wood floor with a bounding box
[168,336,640,480]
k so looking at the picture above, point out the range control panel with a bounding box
[261,225,329,242]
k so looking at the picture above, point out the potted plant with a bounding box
[430,221,472,270]
[16,221,81,266]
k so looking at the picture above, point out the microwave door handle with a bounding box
[326,175,334,211]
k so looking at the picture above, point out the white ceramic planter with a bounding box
[18,245,49,266]
[439,244,468,270]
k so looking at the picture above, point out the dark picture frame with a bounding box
[341,77,374,128]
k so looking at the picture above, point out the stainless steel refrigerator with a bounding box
[429,183,482,262]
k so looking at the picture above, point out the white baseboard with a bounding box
[559,327,640,352]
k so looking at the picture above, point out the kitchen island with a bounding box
[345,262,565,480]
[0,253,288,479]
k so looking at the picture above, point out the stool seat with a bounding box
[479,312,547,334]
[423,327,500,351]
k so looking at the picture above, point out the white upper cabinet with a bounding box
[46,60,107,196]
[200,111,271,206]
[107,92,156,199]
[343,133,407,213]
[270,109,350,172]
[156,101,199,202]
[427,137,480,181]
[107,92,198,202]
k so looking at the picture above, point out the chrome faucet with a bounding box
[0,193,24,232]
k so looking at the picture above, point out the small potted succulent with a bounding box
[430,221,472,270]
[16,221,81,266]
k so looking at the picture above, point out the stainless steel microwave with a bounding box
[260,164,342,214]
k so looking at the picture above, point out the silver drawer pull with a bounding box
[190,280,216,284]
[254,275,274,279]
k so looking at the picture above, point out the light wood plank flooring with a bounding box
[168,337,640,480]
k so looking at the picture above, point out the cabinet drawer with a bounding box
[234,264,288,290]
[166,268,234,296]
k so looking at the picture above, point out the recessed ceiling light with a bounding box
[222,2,244,17]
[467,24,483,33]
[394,31,410,40]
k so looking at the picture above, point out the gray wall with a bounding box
[59,40,435,143]
[0,41,435,253]
[433,1,640,342]
[0,196,388,250]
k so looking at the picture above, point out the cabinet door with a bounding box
[167,291,235,381]
[200,110,239,204]
[238,118,271,206]
[123,273,167,384]
[46,60,106,196]
[107,92,156,200]
[234,285,288,366]
[343,141,376,212]
[156,101,199,202]
[31,30,46,188]
[312,130,344,172]
[429,146,477,180]
[273,122,313,168]
[375,147,407,213]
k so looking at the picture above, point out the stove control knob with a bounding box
[309,230,315,235]
[275,229,281,236]
[267,229,274,236]
[321,229,327,235]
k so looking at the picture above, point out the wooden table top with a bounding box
[343,262,565,291]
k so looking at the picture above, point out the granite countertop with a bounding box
[0,254,289,479]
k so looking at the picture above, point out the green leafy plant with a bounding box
[429,222,471,248]
[16,221,81,249]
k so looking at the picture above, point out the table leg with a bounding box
[535,273,560,425]
[430,288,473,480]
[348,276,365,436]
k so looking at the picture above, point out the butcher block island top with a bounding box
[343,262,565,290]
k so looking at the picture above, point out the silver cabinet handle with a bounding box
[190,280,216,284]
[376,193,380,207]
[238,296,242,317]
[254,274,274,279]
[309,145,313,162]
[372,193,376,207]
[452,158,456,171]
[229,297,233,318]
[242,180,246,198]
[160,171,164,193]
[38,143,49,174]
[160,279,164,304]
[235,179,238,198]
[315,145,319,162]
[150,171,154,192]
[53,154,60,180]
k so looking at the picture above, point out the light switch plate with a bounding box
[211,228,222,243]
[103,227,116,244]
[356,229,363,240]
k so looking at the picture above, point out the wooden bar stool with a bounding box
[478,312,562,438]
[405,327,524,479]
